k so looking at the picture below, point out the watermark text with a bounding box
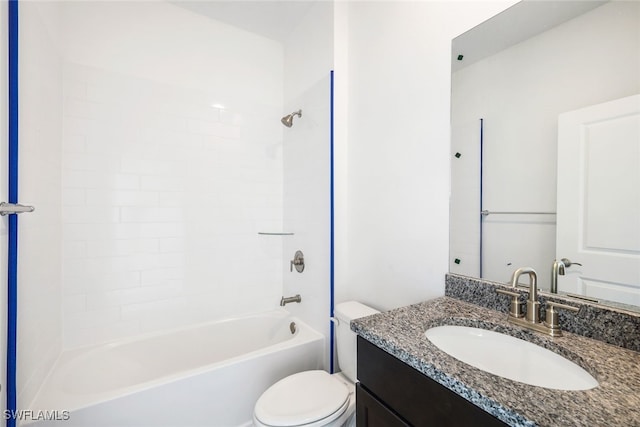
[3,410,70,421]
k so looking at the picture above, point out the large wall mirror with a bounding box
[449,0,640,311]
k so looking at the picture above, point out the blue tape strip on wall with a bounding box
[7,1,20,425]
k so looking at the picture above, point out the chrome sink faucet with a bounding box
[511,267,540,323]
[497,267,579,336]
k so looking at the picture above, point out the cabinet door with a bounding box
[356,383,410,427]
[357,337,508,427]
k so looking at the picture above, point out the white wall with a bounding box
[336,1,516,311]
[282,1,334,370]
[450,1,640,286]
[59,1,285,348]
[17,1,64,411]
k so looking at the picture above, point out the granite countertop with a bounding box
[351,296,640,427]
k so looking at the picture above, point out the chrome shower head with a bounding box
[281,109,302,128]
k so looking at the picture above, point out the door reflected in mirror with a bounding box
[449,0,640,310]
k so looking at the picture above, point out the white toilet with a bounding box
[253,301,379,427]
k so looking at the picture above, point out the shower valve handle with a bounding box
[290,250,305,273]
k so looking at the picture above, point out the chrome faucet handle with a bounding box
[290,250,305,273]
[497,289,525,319]
[543,301,579,336]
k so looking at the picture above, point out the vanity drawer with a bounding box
[357,337,508,427]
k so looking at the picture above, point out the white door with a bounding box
[556,94,640,306]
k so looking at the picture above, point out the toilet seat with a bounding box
[254,370,350,427]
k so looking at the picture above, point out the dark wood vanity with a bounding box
[356,336,508,426]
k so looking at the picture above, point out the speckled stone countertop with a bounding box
[351,297,640,427]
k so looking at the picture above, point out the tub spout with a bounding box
[280,294,301,306]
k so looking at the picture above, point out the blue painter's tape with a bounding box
[7,1,19,425]
[479,118,484,279]
[329,70,335,374]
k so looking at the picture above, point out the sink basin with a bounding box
[425,325,598,390]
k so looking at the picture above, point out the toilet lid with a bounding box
[254,370,350,427]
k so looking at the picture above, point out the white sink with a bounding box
[425,325,598,391]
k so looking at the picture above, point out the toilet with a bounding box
[253,301,380,427]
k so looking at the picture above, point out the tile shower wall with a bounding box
[59,2,284,348]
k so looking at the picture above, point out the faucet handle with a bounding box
[290,250,305,273]
[497,289,525,319]
[545,301,580,312]
[543,301,579,335]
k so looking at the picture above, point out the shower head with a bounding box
[281,109,302,128]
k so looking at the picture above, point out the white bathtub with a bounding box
[25,310,324,427]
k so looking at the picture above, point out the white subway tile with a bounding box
[62,188,86,206]
[63,294,87,314]
[62,133,87,153]
[140,175,184,192]
[64,307,121,330]
[62,257,88,278]
[63,240,87,259]
[83,256,131,275]
[85,285,181,311]
[62,276,85,296]
[63,116,100,136]
[157,192,185,207]
[139,222,185,238]
[120,158,184,176]
[65,99,100,119]
[141,267,184,286]
[64,81,88,99]
[153,113,188,132]
[113,174,141,190]
[86,238,159,257]
[85,189,158,207]
[159,238,184,253]
[114,223,144,239]
[62,170,104,189]
[86,83,126,105]
[124,253,163,271]
[186,119,241,139]
[81,270,142,291]
[120,297,189,322]
[63,152,119,172]
[120,207,183,223]
[63,171,140,190]
[84,132,125,155]
[63,206,120,224]
[64,223,119,241]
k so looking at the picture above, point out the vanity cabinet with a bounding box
[356,337,508,427]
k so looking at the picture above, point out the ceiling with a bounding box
[170,0,317,43]
[452,0,607,72]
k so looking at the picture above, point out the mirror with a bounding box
[449,0,640,310]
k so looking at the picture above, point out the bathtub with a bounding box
[25,310,324,427]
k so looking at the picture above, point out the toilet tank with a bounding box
[334,301,380,383]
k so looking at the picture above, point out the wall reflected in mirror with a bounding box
[449,0,640,311]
